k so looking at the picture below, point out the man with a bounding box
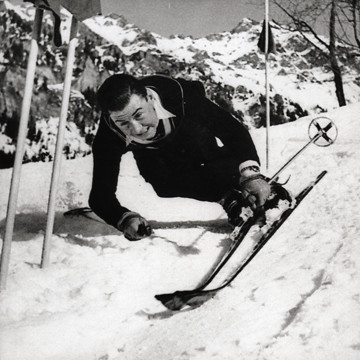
[89,73,275,241]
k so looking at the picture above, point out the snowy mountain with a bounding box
[0,102,359,360]
[1,0,360,168]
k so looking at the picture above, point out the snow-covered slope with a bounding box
[0,103,359,360]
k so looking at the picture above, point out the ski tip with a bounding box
[155,292,187,311]
[155,290,217,311]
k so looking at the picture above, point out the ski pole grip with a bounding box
[138,223,152,237]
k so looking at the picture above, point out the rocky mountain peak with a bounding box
[0,1,359,168]
[103,12,128,27]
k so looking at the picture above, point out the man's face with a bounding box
[109,94,159,140]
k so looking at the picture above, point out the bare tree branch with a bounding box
[352,0,360,46]
[329,0,346,106]
[274,1,330,51]
[273,0,348,107]
[336,10,354,44]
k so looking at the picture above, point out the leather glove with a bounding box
[221,189,247,226]
[117,212,152,241]
[239,174,271,210]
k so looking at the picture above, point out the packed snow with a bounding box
[0,102,359,360]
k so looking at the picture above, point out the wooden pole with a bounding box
[265,0,270,171]
[0,8,43,290]
[41,16,79,268]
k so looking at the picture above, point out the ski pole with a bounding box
[231,117,337,223]
[268,117,337,184]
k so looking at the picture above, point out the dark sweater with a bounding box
[89,75,259,228]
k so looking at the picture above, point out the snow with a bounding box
[72,7,360,116]
[1,102,359,359]
[83,16,148,56]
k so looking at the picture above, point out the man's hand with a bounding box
[239,174,271,210]
[118,212,152,241]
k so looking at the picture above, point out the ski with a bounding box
[155,170,327,311]
[188,216,257,291]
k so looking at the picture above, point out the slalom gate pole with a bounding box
[41,16,79,268]
[0,8,44,291]
[265,0,270,170]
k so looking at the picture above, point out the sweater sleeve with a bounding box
[88,123,131,229]
[197,96,260,166]
[178,78,260,167]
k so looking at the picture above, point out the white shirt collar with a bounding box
[146,87,176,120]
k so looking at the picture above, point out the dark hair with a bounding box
[96,74,147,112]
